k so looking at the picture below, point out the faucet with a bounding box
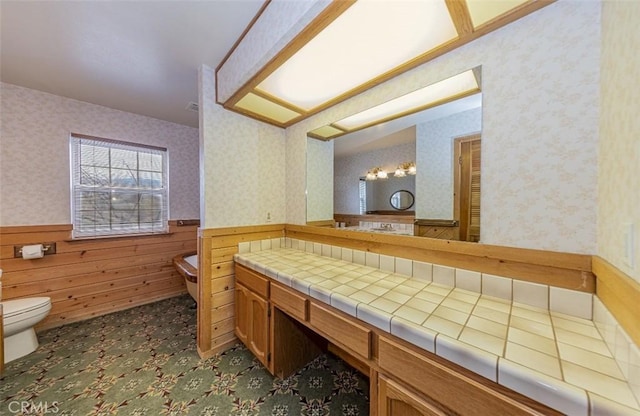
[383,223,393,230]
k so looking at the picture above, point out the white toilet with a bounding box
[3,297,52,363]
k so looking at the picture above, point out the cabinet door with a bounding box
[234,284,249,345]
[248,289,270,368]
[378,375,447,416]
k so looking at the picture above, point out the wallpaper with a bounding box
[416,107,482,220]
[598,1,640,283]
[0,82,199,226]
[216,0,330,103]
[334,142,415,215]
[306,138,333,222]
[199,65,286,229]
[288,0,600,254]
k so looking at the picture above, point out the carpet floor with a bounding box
[1,295,369,415]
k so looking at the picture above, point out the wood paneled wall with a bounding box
[197,224,285,358]
[0,221,197,330]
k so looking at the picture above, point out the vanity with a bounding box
[233,262,554,415]
[231,236,639,416]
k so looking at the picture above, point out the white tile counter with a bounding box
[234,238,640,416]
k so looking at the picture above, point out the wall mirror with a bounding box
[390,190,414,211]
[306,67,483,242]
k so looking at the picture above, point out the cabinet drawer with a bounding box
[271,283,308,321]
[309,303,370,359]
[235,264,269,298]
[378,337,547,416]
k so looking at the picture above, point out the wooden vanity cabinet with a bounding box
[234,265,270,369]
[378,375,447,416]
[234,263,559,416]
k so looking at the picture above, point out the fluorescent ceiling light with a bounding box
[334,70,479,131]
[256,0,457,111]
[466,0,529,27]
[235,93,301,124]
[221,0,553,128]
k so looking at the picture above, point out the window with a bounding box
[359,178,367,215]
[70,134,168,238]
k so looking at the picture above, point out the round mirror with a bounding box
[389,190,415,210]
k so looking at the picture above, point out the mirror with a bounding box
[390,190,414,211]
[364,173,416,213]
[307,68,482,242]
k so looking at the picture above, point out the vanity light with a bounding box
[394,162,416,178]
[366,167,387,181]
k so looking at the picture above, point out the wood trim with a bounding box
[284,224,594,292]
[445,0,474,37]
[200,223,284,237]
[306,220,335,228]
[0,224,72,234]
[414,219,458,227]
[592,256,640,346]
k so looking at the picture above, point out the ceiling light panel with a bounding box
[466,0,530,27]
[309,125,344,140]
[334,70,478,131]
[256,0,458,111]
[235,93,301,124]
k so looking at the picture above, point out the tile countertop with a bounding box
[234,244,640,416]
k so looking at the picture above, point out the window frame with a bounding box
[69,133,169,239]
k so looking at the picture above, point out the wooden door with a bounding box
[454,135,481,242]
[378,375,447,416]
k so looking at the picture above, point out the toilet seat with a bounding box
[3,297,51,322]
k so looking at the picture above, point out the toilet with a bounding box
[3,297,52,363]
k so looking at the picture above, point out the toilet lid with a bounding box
[2,297,51,318]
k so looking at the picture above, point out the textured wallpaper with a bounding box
[598,1,640,282]
[306,138,334,222]
[199,65,286,229]
[0,82,199,226]
[334,142,415,215]
[289,0,600,254]
[416,107,482,220]
[217,0,330,103]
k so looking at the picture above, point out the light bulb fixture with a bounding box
[394,162,416,177]
[366,167,387,181]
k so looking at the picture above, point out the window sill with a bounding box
[65,232,173,242]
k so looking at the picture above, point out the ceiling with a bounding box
[0,0,265,128]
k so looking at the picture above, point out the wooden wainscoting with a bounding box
[592,256,640,346]
[414,219,460,240]
[285,224,594,292]
[197,224,285,358]
[0,221,197,330]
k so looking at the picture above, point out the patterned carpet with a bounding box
[0,295,369,415]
